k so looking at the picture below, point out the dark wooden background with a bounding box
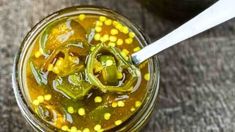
[1,0,235,131]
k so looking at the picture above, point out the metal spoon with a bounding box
[131,0,235,65]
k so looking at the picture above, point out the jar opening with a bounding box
[12,6,160,131]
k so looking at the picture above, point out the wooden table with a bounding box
[1,0,235,131]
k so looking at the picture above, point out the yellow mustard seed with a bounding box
[94,96,102,103]
[115,120,122,126]
[104,19,112,26]
[111,102,118,108]
[71,126,78,132]
[33,99,39,106]
[103,34,109,40]
[61,125,69,131]
[106,60,113,66]
[117,72,123,79]
[78,108,86,116]
[108,42,116,47]
[34,51,41,58]
[37,95,44,103]
[122,49,129,55]
[77,130,82,132]
[100,37,105,42]
[44,94,52,101]
[130,107,136,112]
[121,52,127,58]
[47,64,53,72]
[109,36,117,42]
[120,52,129,61]
[144,73,150,81]
[110,29,118,35]
[116,39,123,45]
[115,23,123,31]
[78,14,86,21]
[117,101,125,107]
[67,106,74,114]
[104,113,111,120]
[122,26,129,34]
[99,16,106,22]
[95,26,102,32]
[135,101,142,108]
[96,21,103,26]
[121,51,127,57]
[94,34,101,41]
[133,47,141,52]
[94,124,102,131]
[101,34,109,42]
[125,38,133,44]
[112,21,118,26]
[129,32,135,38]
[83,128,90,132]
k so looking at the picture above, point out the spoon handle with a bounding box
[132,0,235,65]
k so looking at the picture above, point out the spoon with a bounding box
[131,0,235,65]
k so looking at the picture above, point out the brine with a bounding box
[24,13,150,132]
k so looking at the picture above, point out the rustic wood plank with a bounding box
[1,0,235,131]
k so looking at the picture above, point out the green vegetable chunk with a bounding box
[35,104,54,122]
[87,44,141,93]
[41,45,86,77]
[39,18,86,56]
[30,61,47,85]
[89,105,112,122]
[99,55,118,85]
[87,28,96,44]
[53,73,93,100]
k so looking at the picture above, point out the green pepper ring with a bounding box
[86,43,141,93]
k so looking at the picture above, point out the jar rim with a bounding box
[12,6,160,131]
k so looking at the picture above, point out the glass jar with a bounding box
[12,6,160,131]
[139,0,217,21]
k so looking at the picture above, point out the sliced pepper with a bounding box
[39,18,86,56]
[41,43,86,77]
[53,73,93,100]
[99,55,118,85]
[35,104,54,122]
[86,28,96,44]
[35,104,65,128]
[93,59,103,73]
[89,105,113,123]
[86,44,141,93]
[66,40,90,56]
[30,61,47,85]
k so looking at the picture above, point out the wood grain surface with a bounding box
[0,0,235,131]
